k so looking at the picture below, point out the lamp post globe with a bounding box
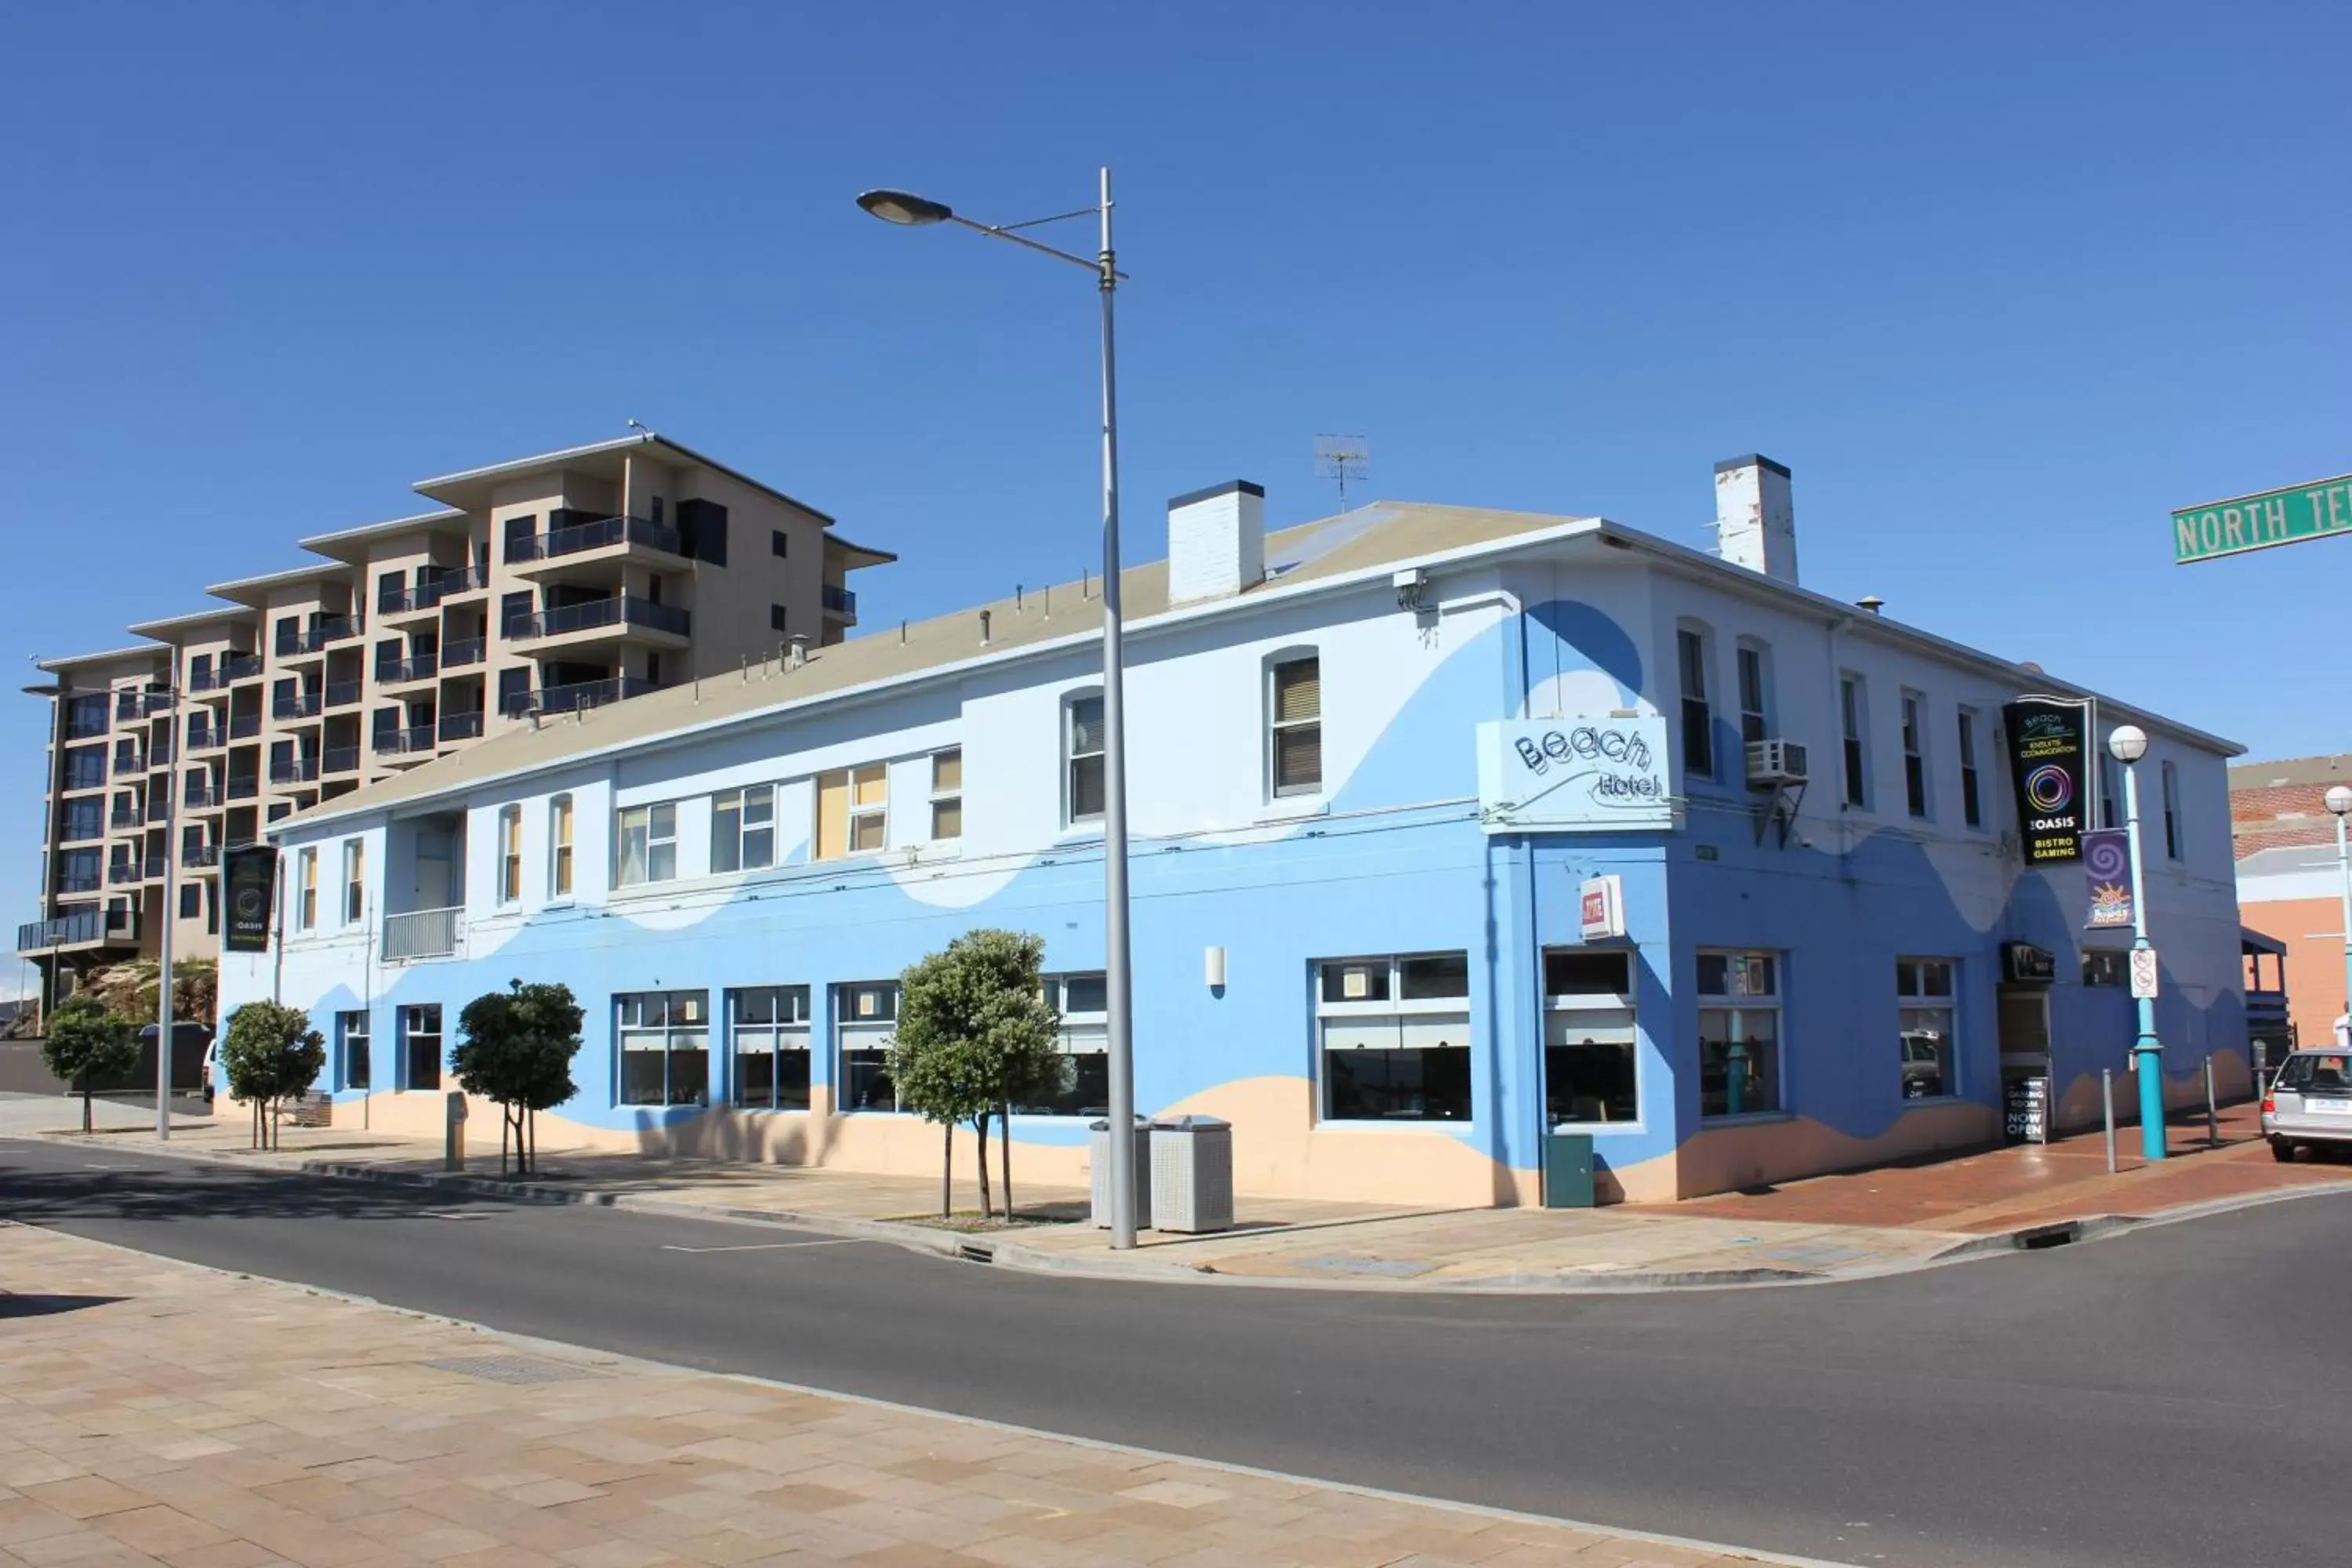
[2328,786,2352,818]
[2108,724,2149,764]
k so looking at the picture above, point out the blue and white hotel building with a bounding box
[223,454,2249,1205]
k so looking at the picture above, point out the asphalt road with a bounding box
[3,1138,2344,1568]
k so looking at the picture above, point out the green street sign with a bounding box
[2173,472,2352,564]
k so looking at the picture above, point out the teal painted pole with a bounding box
[2122,751,2166,1162]
[2332,807,2352,1038]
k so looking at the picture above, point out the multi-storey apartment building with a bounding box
[20,433,889,1004]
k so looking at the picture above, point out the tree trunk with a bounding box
[939,1120,953,1218]
[974,1110,993,1218]
[81,1083,92,1135]
[999,1097,1013,1221]
[528,1107,536,1176]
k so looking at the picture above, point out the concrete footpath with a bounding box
[8,1093,2349,1293]
[0,1221,1809,1568]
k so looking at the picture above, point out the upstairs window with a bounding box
[496,805,521,904]
[771,528,789,557]
[1676,627,1714,782]
[1736,641,1773,746]
[713,784,777,873]
[930,749,962,841]
[1956,708,1983,829]
[2098,750,2121,831]
[1900,691,1930,818]
[2161,760,2183,859]
[342,837,365,924]
[1067,695,1106,822]
[616,802,677,886]
[815,766,887,858]
[1269,655,1323,797]
[1839,674,1869,808]
[296,848,318,931]
[548,794,573,898]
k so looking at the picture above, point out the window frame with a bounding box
[1312,951,1475,1125]
[336,1008,371,1092]
[496,804,522,906]
[548,794,574,899]
[398,1004,442,1091]
[2161,759,2183,860]
[615,989,712,1108]
[1268,652,1323,800]
[1697,949,1784,1120]
[1895,956,1958,1102]
[1734,639,1773,748]
[2098,750,2122,832]
[835,981,902,1112]
[929,749,962,842]
[1956,707,1983,829]
[342,837,365,924]
[1542,948,1640,1130]
[1675,624,1715,784]
[1839,673,1870,809]
[848,764,887,855]
[1900,689,1931,819]
[712,782,778,874]
[615,800,677,887]
[1006,972,1112,1117]
[1065,691,1106,826]
[296,847,318,931]
[728,985,812,1111]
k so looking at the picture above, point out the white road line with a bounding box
[659,1239,864,1254]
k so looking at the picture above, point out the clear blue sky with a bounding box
[5,2,2348,972]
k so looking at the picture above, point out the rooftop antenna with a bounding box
[1313,433,1370,513]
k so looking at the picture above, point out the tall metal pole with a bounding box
[154,687,176,1140]
[2334,808,2352,1035]
[2122,758,2165,1161]
[1094,166,1138,1250]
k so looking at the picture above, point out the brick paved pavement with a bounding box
[0,1222,1798,1568]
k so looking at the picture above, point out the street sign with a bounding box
[2173,472,2352,564]
[2129,948,2161,1000]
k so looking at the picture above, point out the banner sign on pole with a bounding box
[223,845,278,954]
[2082,829,2134,929]
[2001,696,2092,864]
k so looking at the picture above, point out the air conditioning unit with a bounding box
[1745,739,1809,789]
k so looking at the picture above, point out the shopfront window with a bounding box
[729,986,810,1110]
[1698,950,1781,1117]
[1316,952,1472,1122]
[1896,957,1956,1100]
[1009,973,1109,1116]
[1544,949,1638,1125]
[616,990,710,1106]
[837,982,899,1111]
[399,1004,441,1091]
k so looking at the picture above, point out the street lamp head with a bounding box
[856,189,953,227]
[2107,724,2149,764]
[2328,786,2352,818]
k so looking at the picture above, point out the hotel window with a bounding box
[296,848,318,931]
[771,528,789,557]
[1697,950,1781,1118]
[930,750,963,841]
[2097,750,2121,830]
[1269,655,1323,797]
[712,783,777,873]
[616,990,710,1107]
[180,882,201,920]
[1676,626,1715,782]
[616,802,676,886]
[1544,949,1639,1126]
[1839,673,1869,808]
[548,794,573,897]
[837,982,900,1112]
[399,1004,442,1091]
[2161,760,2183,859]
[342,837,365,924]
[2082,949,2127,987]
[1735,641,1773,746]
[496,805,522,904]
[770,604,789,634]
[1316,952,1472,1123]
[1900,690,1930,818]
[850,765,887,851]
[1896,958,1956,1100]
[1010,974,1110,1117]
[1956,708,1984,828]
[336,1009,370,1092]
[729,986,811,1110]
[1067,695,1106,822]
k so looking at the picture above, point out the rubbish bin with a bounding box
[1542,1129,1595,1209]
[1087,1117,1152,1229]
[1150,1115,1234,1234]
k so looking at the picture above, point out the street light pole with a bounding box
[2110,725,2164,1162]
[2325,786,2352,1043]
[155,681,176,1140]
[857,172,1140,1248]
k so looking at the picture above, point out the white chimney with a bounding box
[1713,455,1797,584]
[1167,481,1265,606]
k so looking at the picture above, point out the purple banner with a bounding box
[2082,828,2133,929]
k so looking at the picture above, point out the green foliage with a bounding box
[85,957,217,1029]
[889,930,1063,1214]
[220,1000,325,1149]
[42,993,140,1132]
[452,981,583,1174]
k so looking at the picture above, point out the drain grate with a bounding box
[425,1355,600,1385]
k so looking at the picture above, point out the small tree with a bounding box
[452,981,583,1175]
[220,1000,325,1149]
[891,930,1062,1221]
[42,993,139,1134]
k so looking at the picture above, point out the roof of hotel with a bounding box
[412,431,839,525]
[276,496,2242,831]
[35,644,172,673]
[296,508,470,556]
[204,561,359,604]
[126,606,260,637]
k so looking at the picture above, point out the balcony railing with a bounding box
[376,653,438,684]
[438,710,485,742]
[274,617,358,658]
[57,870,101,895]
[188,666,221,693]
[184,783,222,811]
[17,907,136,953]
[144,689,176,715]
[441,637,485,669]
[372,724,437,756]
[148,739,172,768]
[322,746,360,775]
[183,843,220,868]
[187,722,222,752]
[379,564,489,614]
[109,806,143,831]
[269,757,319,785]
[503,674,663,717]
[222,654,264,683]
[273,691,324,720]
[325,679,362,709]
[226,775,260,801]
[507,514,683,564]
[509,596,691,641]
[383,906,463,962]
[228,713,262,740]
[109,859,142,886]
[822,583,858,617]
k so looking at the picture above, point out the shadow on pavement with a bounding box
[0,1293,125,1319]
[0,1157,512,1225]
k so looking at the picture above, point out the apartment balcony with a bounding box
[186,722,223,753]
[379,564,488,622]
[437,710,485,744]
[226,775,260,801]
[188,666,223,694]
[508,596,690,651]
[822,583,858,622]
[66,712,110,741]
[109,753,143,781]
[227,713,262,742]
[321,746,360,776]
[325,679,362,709]
[108,858,143,886]
[372,724,437,757]
[57,869,101,895]
[222,653,265,684]
[183,782,222,811]
[272,691,324,721]
[441,637,485,669]
[382,906,463,963]
[108,805,143,832]
[503,674,663,717]
[148,739,173,768]
[506,514,688,582]
[16,906,139,956]
[183,843,220,869]
[58,817,106,847]
[274,616,360,659]
[376,653,439,688]
[269,757,320,786]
